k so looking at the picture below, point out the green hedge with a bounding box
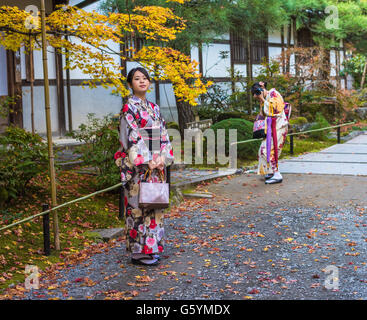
[211,118,261,160]
[309,113,331,140]
[216,111,247,123]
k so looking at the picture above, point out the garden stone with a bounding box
[92,228,124,242]
[355,107,367,119]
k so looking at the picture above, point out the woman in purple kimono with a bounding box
[114,67,174,265]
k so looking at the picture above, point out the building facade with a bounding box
[0,0,352,136]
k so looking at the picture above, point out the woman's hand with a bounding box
[148,160,157,170]
[155,156,165,171]
[149,156,165,171]
[259,92,266,103]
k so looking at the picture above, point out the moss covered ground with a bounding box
[0,167,122,292]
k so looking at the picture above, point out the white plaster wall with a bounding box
[330,50,336,77]
[67,85,122,131]
[22,85,59,135]
[272,25,293,45]
[213,33,230,41]
[191,46,200,74]
[233,64,246,77]
[252,64,263,77]
[202,43,231,78]
[205,81,232,103]
[20,45,57,81]
[268,29,282,44]
[268,46,282,61]
[159,83,177,123]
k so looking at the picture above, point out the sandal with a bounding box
[265,177,282,184]
[149,254,161,260]
[131,257,159,266]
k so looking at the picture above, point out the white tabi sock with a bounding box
[273,171,282,180]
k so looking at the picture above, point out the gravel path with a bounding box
[5,173,367,300]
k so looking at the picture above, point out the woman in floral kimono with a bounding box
[114,67,174,265]
[251,81,289,184]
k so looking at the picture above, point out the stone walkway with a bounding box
[279,132,367,176]
[170,168,239,187]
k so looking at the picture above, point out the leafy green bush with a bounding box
[309,113,331,140]
[289,117,308,126]
[341,53,366,89]
[211,118,261,160]
[0,126,49,202]
[197,105,222,123]
[216,111,247,123]
[0,96,17,119]
[166,121,180,131]
[66,113,120,189]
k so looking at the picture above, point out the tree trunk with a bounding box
[361,58,367,89]
[176,99,195,138]
[171,39,196,135]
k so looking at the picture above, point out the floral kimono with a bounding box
[257,88,289,175]
[114,95,174,255]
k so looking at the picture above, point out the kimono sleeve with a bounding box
[263,90,285,117]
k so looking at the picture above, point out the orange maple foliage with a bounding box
[0,2,210,105]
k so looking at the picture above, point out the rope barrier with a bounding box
[230,121,356,146]
[0,121,357,233]
[0,182,122,232]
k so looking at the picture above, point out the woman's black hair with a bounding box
[251,81,267,95]
[126,67,151,86]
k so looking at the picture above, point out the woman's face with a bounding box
[253,89,264,101]
[129,70,151,95]
[253,82,266,101]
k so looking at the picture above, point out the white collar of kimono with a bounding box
[130,95,148,105]
[129,95,159,121]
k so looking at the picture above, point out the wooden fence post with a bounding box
[42,204,50,256]
[290,134,294,155]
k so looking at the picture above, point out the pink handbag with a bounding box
[253,114,266,139]
[139,170,169,209]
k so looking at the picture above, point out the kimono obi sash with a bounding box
[139,125,160,153]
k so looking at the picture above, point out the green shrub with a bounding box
[197,105,222,123]
[289,117,308,126]
[309,112,331,140]
[0,126,49,202]
[211,118,261,160]
[166,121,180,131]
[216,111,247,123]
[66,113,120,189]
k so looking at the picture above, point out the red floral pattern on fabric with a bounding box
[129,229,137,239]
[149,219,157,230]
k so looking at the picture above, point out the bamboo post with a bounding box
[40,0,60,250]
[29,33,35,134]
